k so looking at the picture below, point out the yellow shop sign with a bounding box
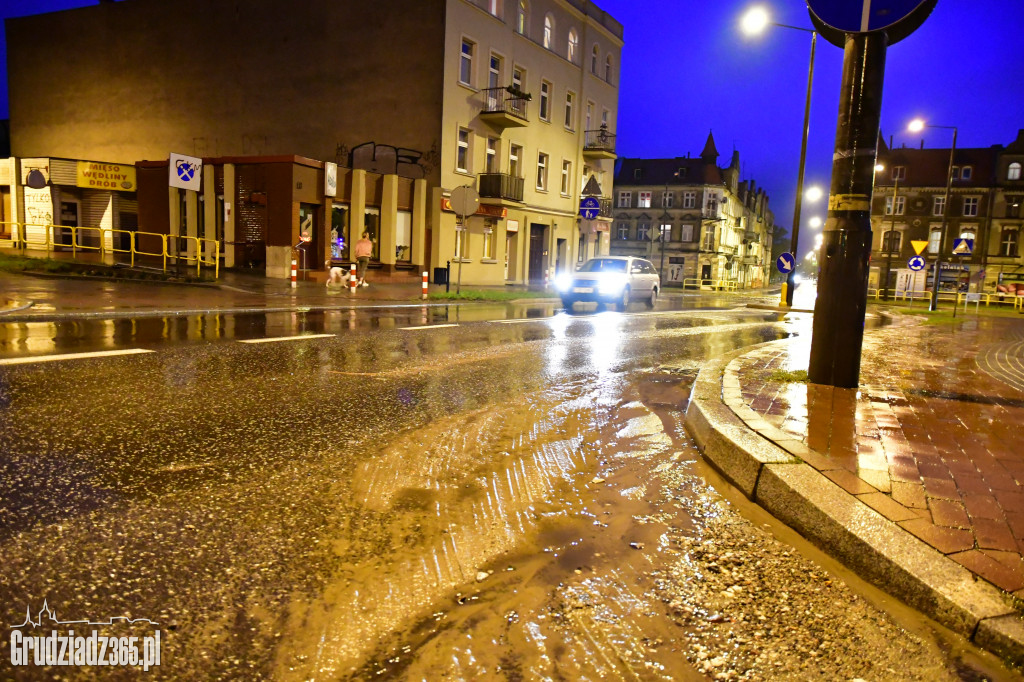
[76,161,137,192]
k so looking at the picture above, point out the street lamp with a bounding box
[741,5,816,308]
[909,118,957,312]
[808,216,822,229]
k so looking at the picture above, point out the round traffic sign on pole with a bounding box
[776,252,796,274]
[450,185,480,218]
[579,196,600,220]
[806,0,937,47]
[907,255,926,271]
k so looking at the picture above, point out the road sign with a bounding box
[169,153,202,191]
[776,252,796,274]
[579,196,600,220]
[952,238,974,255]
[807,0,936,47]
[908,255,926,271]
[911,240,929,255]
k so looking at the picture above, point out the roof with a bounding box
[615,157,722,187]
[876,145,999,188]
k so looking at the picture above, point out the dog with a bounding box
[326,260,346,287]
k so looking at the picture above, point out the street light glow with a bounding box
[740,6,770,35]
[874,164,885,172]
[808,216,822,228]
[805,186,823,202]
[908,118,926,133]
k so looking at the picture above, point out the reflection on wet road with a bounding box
[0,305,1003,680]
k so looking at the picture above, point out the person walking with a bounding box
[354,231,373,287]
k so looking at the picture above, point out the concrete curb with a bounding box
[684,337,1024,666]
[0,300,34,315]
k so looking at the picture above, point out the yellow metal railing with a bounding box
[682,278,739,291]
[0,221,220,278]
[867,287,1024,308]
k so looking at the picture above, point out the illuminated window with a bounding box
[543,14,554,49]
[638,191,651,208]
[536,152,548,191]
[1009,162,1022,181]
[560,160,571,195]
[568,29,579,62]
[517,1,528,34]
[933,195,945,216]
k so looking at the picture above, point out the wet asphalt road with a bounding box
[0,300,1017,680]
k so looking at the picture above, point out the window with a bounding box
[933,195,946,216]
[1000,229,1019,257]
[604,55,613,82]
[617,223,629,240]
[560,160,571,195]
[1007,196,1022,218]
[638,191,651,208]
[659,224,672,242]
[456,128,470,173]
[882,230,901,253]
[455,224,469,259]
[601,108,609,127]
[706,195,718,215]
[951,166,959,180]
[884,195,905,215]
[892,166,906,181]
[539,81,551,121]
[585,101,593,131]
[637,223,651,241]
[1010,162,1022,181]
[681,224,694,241]
[486,137,499,173]
[960,166,973,180]
[488,0,503,18]
[536,152,548,191]
[663,191,673,208]
[517,0,528,35]
[591,45,599,74]
[963,196,979,217]
[928,227,942,253]
[509,144,522,177]
[617,191,631,208]
[564,91,575,129]
[459,39,475,86]
[633,168,642,180]
[682,191,696,209]
[543,14,554,49]
[483,228,495,259]
[488,54,502,89]
[568,29,579,62]
[703,225,716,250]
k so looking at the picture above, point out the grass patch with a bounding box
[882,304,1023,323]
[768,369,808,383]
[0,253,213,283]
[428,289,554,301]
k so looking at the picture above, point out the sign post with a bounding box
[449,185,480,295]
[806,0,936,389]
[950,238,974,318]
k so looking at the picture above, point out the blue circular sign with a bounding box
[776,252,796,274]
[807,0,936,46]
[579,196,601,220]
[908,255,926,271]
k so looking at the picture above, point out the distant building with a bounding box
[870,130,1024,294]
[6,0,622,284]
[611,132,774,288]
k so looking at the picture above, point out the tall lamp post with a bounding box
[909,118,957,312]
[741,6,816,308]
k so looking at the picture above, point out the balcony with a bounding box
[478,173,524,203]
[479,87,529,130]
[583,126,616,159]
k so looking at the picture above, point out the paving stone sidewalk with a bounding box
[728,316,1024,598]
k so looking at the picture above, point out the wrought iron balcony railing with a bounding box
[583,126,616,156]
[480,87,529,125]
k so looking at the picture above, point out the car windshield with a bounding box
[577,259,627,273]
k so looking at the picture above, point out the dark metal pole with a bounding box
[882,177,898,301]
[783,30,816,307]
[929,127,957,312]
[808,31,888,389]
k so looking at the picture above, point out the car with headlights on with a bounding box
[555,256,660,310]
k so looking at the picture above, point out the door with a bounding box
[59,200,78,249]
[701,263,712,281]
[528,224,546,283]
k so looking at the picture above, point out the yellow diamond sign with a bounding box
[911,240,929,255]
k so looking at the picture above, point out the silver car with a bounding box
[555,256,661,310]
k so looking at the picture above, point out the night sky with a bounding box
[1,0,1022,259]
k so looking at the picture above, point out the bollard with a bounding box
[349,263,357,295]
[291,259,297,288]
[422,271,428,300]
[544,269,549,290]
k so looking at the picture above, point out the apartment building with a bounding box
[6,0,622,284]
[870,131,1024,294]
[611,133,774,288]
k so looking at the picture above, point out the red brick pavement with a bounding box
[728,317,1024,595]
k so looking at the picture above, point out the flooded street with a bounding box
[0,305,1016,680]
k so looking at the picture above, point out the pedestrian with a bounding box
[354,231,373,287]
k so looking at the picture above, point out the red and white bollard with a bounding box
[349,263,357,295]
[544,268,550,290]
[291,258,297,288]
[421,271,428,300]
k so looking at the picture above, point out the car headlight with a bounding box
[598,275,626,294]
[555,274,572,292]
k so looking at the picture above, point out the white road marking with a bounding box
[0,348,155,366]
[400,324,459,330]
[239,333,336,344]
[495,318,546,324]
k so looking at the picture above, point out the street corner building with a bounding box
[5,0,623,286]
[610,131,776,290]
